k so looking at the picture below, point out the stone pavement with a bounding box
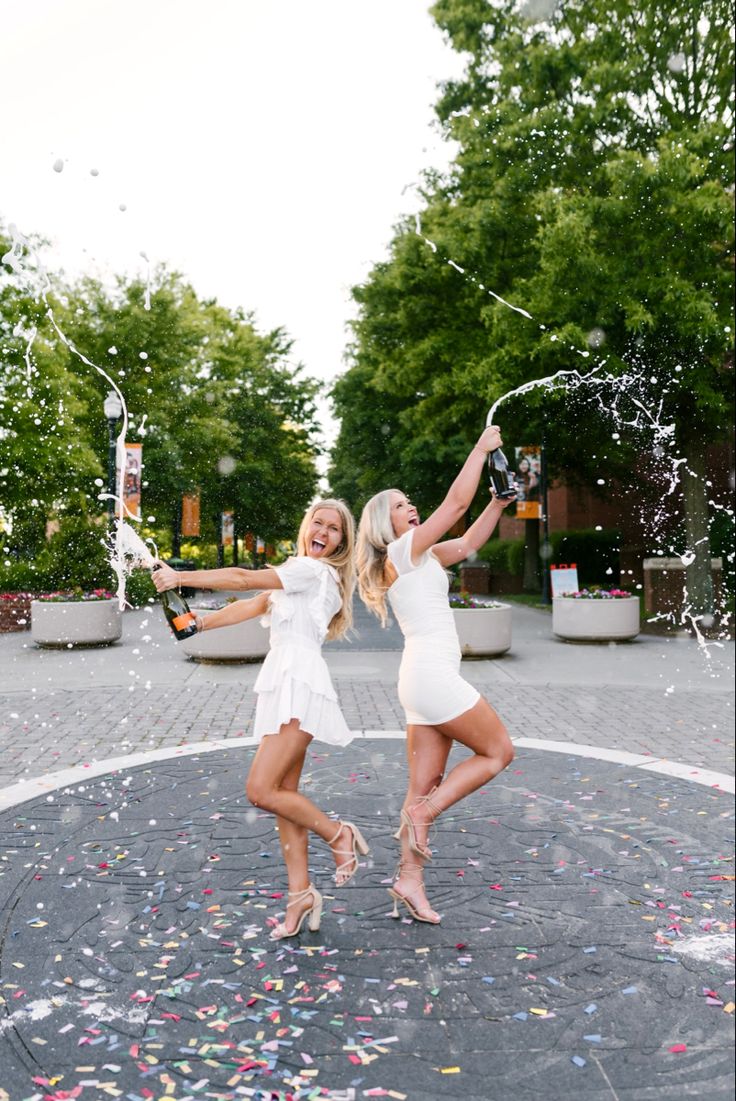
[0,600,733,790]
[0,598,733,1100]
[0,740,733,1101]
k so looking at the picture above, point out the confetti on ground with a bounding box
[0,740,732,1098]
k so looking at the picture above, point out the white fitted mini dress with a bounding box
[388,529,480,726]
[252,556,353,746]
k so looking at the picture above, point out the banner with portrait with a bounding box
[120,442,142,521]
[221,511,234,547]
[514,445,542,520]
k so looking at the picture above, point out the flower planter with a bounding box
[179,605,269,663]
[553,595,640,642]
[452,602,512,658]
[31,598,122,647]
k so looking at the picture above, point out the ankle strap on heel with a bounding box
[286,885,315,907]
[414,786,442,821]
[394,860,425,880]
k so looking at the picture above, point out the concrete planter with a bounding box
[31,599,122,648]
[452,603,512,658]
[553,596,640,642]
[180,604,269,663]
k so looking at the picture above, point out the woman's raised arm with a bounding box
[409,424,503,560]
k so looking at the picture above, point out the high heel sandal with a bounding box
[269,884,323,941]
[327,820,370,886]
[387,861,441,924]
[393,786,442,861]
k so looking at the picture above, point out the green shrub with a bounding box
[549,529,620,586]
[125,568,157,607]
[0,515,116,594]
[179,542,220,568]
[0,559,55,594]
[38,516,115,590]
[477,539,524,574]
[478,529,620,585]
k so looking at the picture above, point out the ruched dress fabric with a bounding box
[252,556,353,746]
[388,529,480,726]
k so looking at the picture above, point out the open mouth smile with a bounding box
[310,539,327,554]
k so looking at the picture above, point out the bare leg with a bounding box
[407,696,514,853]
[273,747,312,933]
[393,724,452,918]
[246,718,360,881]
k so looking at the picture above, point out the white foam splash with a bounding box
[412,219,733,652]
[2,224,147,609]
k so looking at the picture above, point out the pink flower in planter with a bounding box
[564,587,632,600]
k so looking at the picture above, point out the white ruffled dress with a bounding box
[252,556,353,746]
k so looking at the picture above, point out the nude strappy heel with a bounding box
[388,861,441,924]
[327,820,370,886]
[393,786,442,860]
[269,884,323,941]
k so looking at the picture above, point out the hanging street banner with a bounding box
[221,511,234,546]
[120,442,142,521]
[182,492,201,537]
[514,445,542,520]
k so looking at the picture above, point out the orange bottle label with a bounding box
[172,612,196,631]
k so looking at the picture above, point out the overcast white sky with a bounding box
[1,0,464,450]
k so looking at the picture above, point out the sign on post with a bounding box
[550,563,579,596]
[221,511,234,546]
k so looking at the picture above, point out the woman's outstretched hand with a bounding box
[151,561,178,592]
[476,425,503,453]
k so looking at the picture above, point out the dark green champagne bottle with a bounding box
[154,565,199,640]
[488,448,517,499]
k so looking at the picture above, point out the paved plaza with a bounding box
[0,600,733,1100]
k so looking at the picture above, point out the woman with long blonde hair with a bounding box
[153,499,369,940]
[357,428,515,922]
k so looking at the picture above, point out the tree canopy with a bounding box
[0,225,320,564]
[329,0,734,614]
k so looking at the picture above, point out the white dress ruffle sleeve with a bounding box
[252,556,353,745]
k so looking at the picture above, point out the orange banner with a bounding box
[182,492,200,537]
[221,511,234,546]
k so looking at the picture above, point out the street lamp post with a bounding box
[540,427,551,605]
[103,390,123,526]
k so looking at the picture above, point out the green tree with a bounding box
[0,225,101,557]
[70,270,321,551]
[1,227,321,572]
[331,0,734,617]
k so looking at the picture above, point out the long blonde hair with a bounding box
[356,489,399,627]
[295,498,356,640]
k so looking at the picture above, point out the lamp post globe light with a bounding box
[103,390,123,524]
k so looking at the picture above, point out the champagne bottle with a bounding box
[154,565,199,640]
[488,448,517,499]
